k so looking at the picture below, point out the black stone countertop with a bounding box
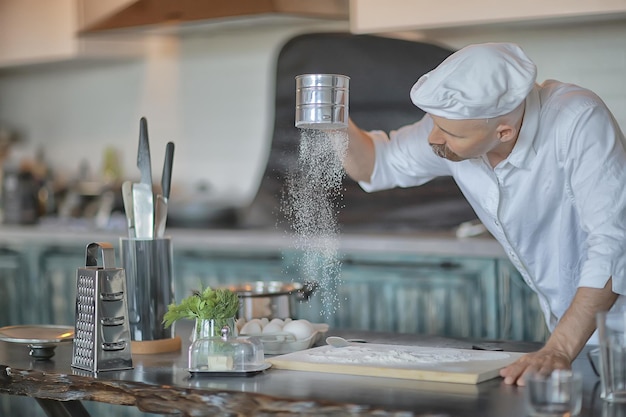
[0,321,610,417]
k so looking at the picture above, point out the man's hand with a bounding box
[500,278,618,386]
[499,347,572,386]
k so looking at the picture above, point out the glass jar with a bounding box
[192,317,238,342]
[188,318,264,372]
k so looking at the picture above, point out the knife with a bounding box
[133,117,154,239]
[154,141,174,238]
[121,180,135,238]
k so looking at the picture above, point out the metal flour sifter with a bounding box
[295,74,350,130]
[71,242,133,373]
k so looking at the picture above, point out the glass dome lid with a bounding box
[188,324,265,373]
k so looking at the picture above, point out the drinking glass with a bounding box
[525,370,582,416]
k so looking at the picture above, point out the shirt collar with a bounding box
[505,85,540,169]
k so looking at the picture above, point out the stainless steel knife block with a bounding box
[72,242,133,373]
[120,237,174,342]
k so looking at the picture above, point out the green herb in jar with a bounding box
[163,285,240,328]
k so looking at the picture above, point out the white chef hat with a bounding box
[410,42,537,120]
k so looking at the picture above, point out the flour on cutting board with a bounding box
[304,345,510,366]
[268,344,524,384]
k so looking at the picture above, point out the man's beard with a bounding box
[430,143,464,162]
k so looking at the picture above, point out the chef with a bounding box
[343,42,626,385]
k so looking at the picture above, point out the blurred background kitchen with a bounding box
[0,0,625,342]
[1,1,625,230]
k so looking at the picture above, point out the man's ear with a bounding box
[496,124,516,143]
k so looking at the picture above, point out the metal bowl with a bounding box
[227,281,316,320]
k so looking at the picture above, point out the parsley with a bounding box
[163,285,240,328]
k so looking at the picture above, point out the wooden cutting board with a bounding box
[267,343,525,384]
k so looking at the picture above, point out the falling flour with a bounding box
[282,129,348,318]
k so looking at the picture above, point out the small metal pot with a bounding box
[227,281,316,320]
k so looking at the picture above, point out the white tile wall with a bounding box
[0,20,347,207]
[0,19,624,209]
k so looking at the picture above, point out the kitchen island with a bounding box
[0,322,607,417]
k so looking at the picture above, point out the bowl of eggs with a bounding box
[237,317,329,355]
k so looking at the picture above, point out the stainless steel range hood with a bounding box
[78,0,349,33]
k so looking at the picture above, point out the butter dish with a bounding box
[188,330,267,375]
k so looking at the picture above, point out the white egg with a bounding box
[248,318,263,327]
[282,319,315,340]
[269,318,284,326]
[283,317,292,323]
[262,322,284,334]
[240,321,262,335]
[235,318,246,332]
[260,317,270,327]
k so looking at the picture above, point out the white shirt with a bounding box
[360,81,626,336]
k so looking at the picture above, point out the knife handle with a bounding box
[162,142,175,199]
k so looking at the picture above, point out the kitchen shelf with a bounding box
[349,0,626,34]
[77,0,349,33]
[0,0,143,69]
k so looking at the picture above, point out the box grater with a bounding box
[72,242,133,373]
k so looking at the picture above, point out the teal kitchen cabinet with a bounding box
[172,249,290,299]
[495,258,549,342]
[296,252,548,342]
[0,235,548,343]
[327,254,495,337]
[0,247,29,326]
[37,246,86,325]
